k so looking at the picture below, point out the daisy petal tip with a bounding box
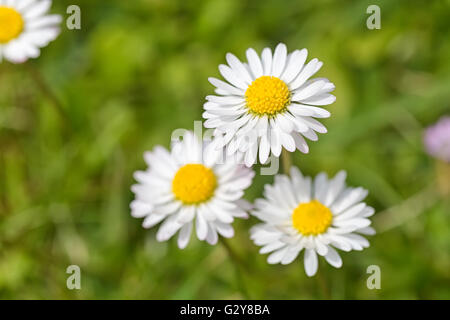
[177,241,188,250]
[225,52,235,60]
[207,77,217,85]
[305,270,317,277]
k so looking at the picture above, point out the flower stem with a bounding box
[25,62,71,129]
[219,237,251,299]
[316,268,331,299]
[281,148,292,175]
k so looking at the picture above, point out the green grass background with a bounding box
[0,0,449,299]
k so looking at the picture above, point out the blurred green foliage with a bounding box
[0,0,449,299]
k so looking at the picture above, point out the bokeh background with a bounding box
[1,0,449,299]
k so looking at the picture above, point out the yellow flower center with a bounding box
[172,164,217,204]
[0,6,24,44]
[245,76,291,116]
[292,200,333,236]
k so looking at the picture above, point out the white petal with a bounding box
[301,94,336,106]
[271,43,287,77]
[279,131,296,152]
[219,64,248,90]
[331,187,369,214]
[177,222,192,249]
[176,205,196,223]
[269,126,282,157]
[357,226,376,236]
[197,203,216,221]
[246,48,263,78]
[292,133,309,154]
[260,241,285,254]
[282,48,308,83]
[346,233,370,248]
[206,95,245,105]
[300,117,327,133]
[205,223,218,245]
[314,238,329,256]
[226,53,253,84]
[142,213,166,228]
[267,247,289,264]
[210,201,234,223]
[208,77,244,96]
[334,203,366,221]
[324,246,342,268]
[195,212,208,240]
[17,0,36,11]
[288,104,330,118]
[214,221,234,238]
[130,200,153,218]
[304,248,318,277]
[276,113,294,133]
[359,206,375,218]
[26,14,62,29]
[281,245,302,265]
[244,140,258,167]
[3,40,28,63]
[292,80,327,102]
[301,128,319,141]
[259,134,270,164]
[261,47,272,75]
[23,0,51,19]
[333,217,371,229]
[313,172,328,202]
[153,201,182,215]
[156,216,182,241]
[290,58,320,90]
[324,171,347,206]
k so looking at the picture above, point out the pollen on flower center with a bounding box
[172,164,217,204]
[292,200,333,235]
[0,7,24,44]
[245,76,291,116]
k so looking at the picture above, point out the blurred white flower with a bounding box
[250,167,375,277]
[131,131,254,248]
[203,43,335,167]
[0,0,61,63]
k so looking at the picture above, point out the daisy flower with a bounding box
[250,167,375,277]
[0,0,62,63]
[131,131,255,248]
[203,43,336,167]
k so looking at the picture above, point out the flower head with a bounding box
[424,116,450,163]
[0,0,61,63]
[203,43,336,167]
[250,167,375,277]
[131,131,254,248]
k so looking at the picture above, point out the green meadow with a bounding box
[0,0,449,299]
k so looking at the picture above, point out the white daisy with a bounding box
[131,131,255,249]
[250,167,375,277]
[203,43,336,167]
[0,0,61,63]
